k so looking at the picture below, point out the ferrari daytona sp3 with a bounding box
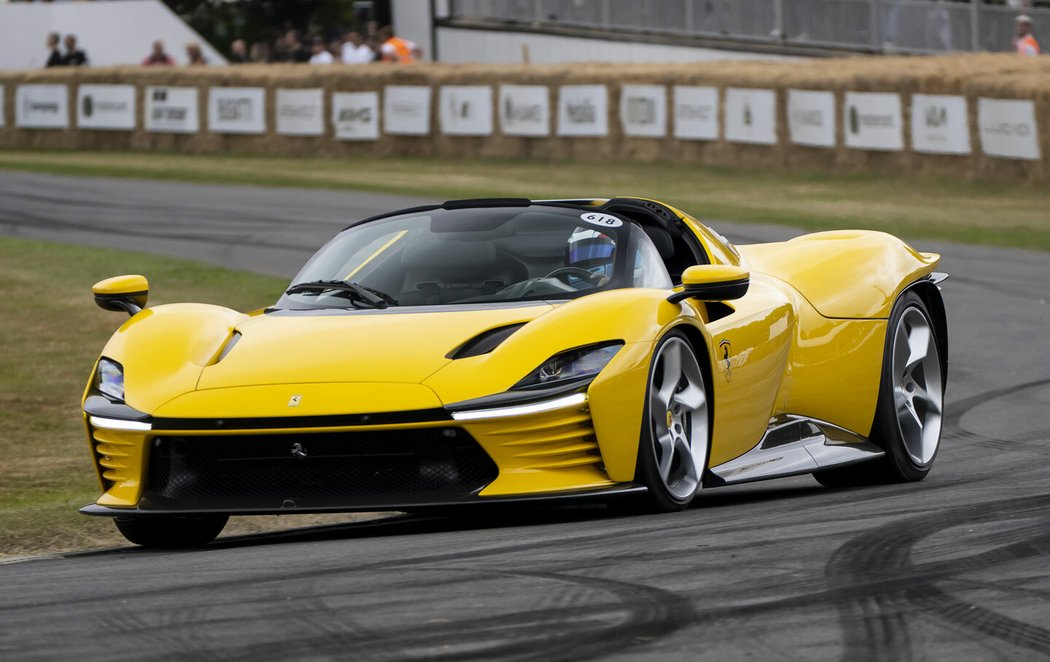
[81,197,947,547]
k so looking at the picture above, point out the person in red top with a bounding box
[1014,15,1040,56]
[142,40,175,66]
[378,25,422,63]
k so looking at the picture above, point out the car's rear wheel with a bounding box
[635,332,710,511]
[815,291,944,487]
[114,515,228,549]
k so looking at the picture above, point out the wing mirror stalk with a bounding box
[93,275,149,316]
[667,265,749,304]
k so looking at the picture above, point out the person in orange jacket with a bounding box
[378,25,422,63]
[1014,15,1040,56]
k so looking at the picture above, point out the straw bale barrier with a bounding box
[1,54,1048,182]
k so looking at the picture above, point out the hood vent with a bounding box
[447,323,526,359]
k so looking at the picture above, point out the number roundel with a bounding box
[580,212,623,228]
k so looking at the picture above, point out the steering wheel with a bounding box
[544,266,598,284]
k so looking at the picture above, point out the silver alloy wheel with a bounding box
[891,307,943,467]
[648,337,708,501]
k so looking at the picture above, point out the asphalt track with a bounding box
[1,171,1049,661]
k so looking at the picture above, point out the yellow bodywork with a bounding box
[83,200,940,510]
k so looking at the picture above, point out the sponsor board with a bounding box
[384,86,431,136]
[145,86,199,134]
[977,98,1040,161]
[275,88,324,136]
[208,87,266,134]
[725,88,776,145]
[439,85,494,136]
[844,92,903,151]
[77,84,136,131]
[621,85,667,138]
[332,92,379,141]
[16,84,69,129]
[557,85,608,137]
[787,89,835,148]
[673,86,718,141]
[498,85,549,137]
[910,94,970,155]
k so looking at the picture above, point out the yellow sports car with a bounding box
[81,197,947,548]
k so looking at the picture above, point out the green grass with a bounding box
[0,149,1048,252]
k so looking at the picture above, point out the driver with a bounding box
[566,227,616,287]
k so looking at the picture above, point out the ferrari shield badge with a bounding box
[288,394,302,407]
[719,340,732,382]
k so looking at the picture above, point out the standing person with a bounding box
[185,42,207,66]
[1014,15,1040,55]
[62,34,88,66]
[142,40,175,66]
[341,31,374,64]
[378,25,422,63]
[45,32,64,67]
[280,30,310,63]
[229,39,249,63]
[308,36,333,64]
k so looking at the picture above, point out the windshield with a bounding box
[277,204,672,309]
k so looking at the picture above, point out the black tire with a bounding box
[815,291,944,487]
[114,515,229,549]
[634,330,711,512]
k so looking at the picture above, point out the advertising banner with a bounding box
[77,84,136,131]
[787,89,835,148]
[440,86,494,136]
[977,98,1040,161]
[621,85,667,138]
[557,85,608,137]
[208,87,266,134]
[15,84,68,129]
[672,86,718,141]
[275,88,323,136]
[332,91,379,141]
[498,85,549,137]
[384,86,431,136]
[724,88,776,145]
[844,92,903,151]
[145,86,199,134]
[911,94,970,155]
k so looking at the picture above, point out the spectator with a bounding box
[249,40,272,63]
[142,40,175,66]
[279,29,310,63]
[62,34,88,67]
[378,25,422,63]
[186,42,207,66]
[45,32,63,68]
[229,39,249,64]
[308,36,333,64]
[341,31,374,64]
[1014,15,1040,55]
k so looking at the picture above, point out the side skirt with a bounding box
[704,415,884,487]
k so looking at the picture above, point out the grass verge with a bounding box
[0,149,1048,252]
[0,236,383,559]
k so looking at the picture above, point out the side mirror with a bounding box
[93,275,149,316]
[667,265,749,304]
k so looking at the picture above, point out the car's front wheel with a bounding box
[114,514,229,549]
[635,331,710,511]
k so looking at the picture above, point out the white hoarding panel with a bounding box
[440,86,494,136]
[498,85,549,137]
[620,85,667,138]
[787,89,835,148]
[16,84,68,129]
[844,92,903,151]
[275,88,323,136]
[911,94,970,155]
[77,84,136,131]
[208,87,266,134]
[333,92,379,141]
[724,88,776,145]
[145,86,199,134]
[384,86,431,136]
[978,98,1040,161]
[557,85,608,137]
[673,86,718,141]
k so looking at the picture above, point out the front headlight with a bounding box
[513,342,623,390]
[96,358,125,401]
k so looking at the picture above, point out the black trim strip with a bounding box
[83,394,151,422]
[151,408,452,431]
[447,380,589,412]
[667,277,750,304]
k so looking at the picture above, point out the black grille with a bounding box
[140,428,498,511]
